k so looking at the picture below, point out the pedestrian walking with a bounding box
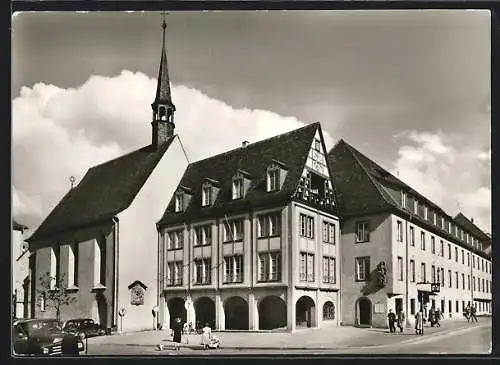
[201,323,212,349]
[428,306,436,327]
[172,317,183,351]
[470,305,478,323]
[435,308,442,327]
[397,310,405,333]
[387,309,397,333]
[465,304,471,322]
[415,310,424,335]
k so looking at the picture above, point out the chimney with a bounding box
[471,217,474,224]
[242,141,250,147]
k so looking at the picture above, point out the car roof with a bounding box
[15,318,58,323]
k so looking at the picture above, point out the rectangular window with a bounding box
[455,272,459,289]
[397,221,403,242]
[420,232,426,250]
[473,276,476,291]
[410,298,416,315]
[355,257,370,281]
[467,275,471,290]
[436,266,440,284]
[410,260,415,282]
[223,219,244,242]
[194,225,212,246]
[267,168,280,192]
[175,194,183,212]
[448,244,451,259]
[232,178,244,200]
[421,263,426,282]
[431,265,435,283]
[456,301,459,313]
[314,138,321,151]
[397,256,403,281]
[322,222,336,244]
[448,300,452,313]
[467,253,470,267]
[223,255,244,283]
[167,261,183,286]
[431,236,435,254]
[322,256,336,284]
[455,247,458,262]
[473,255,476,268]
[424,206,428,220]
[258,252,281,282]
[462,250,465,265]
[355,221,370,243]
[300,214,314,239]
[448,270,452,288]
[99,239,106,286]
[441,268,444,287]
[50,246,60,289]
[299,253,315,282]
[401,191,407,208]
[202,185,212,206]
[440,240,444,257]
[410,227,415,246]
[194,258,211,285]
[482,259,484,272]
[258,213,281,238]
[414,199,418,214]
[167,230,184,250]
[462,273,465,290]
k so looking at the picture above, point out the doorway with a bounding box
[356,297,372,327]
[395,298,403,314]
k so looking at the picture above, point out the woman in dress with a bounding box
[414,310,424,335]
[172,318,183,350]
[201,323,212,349]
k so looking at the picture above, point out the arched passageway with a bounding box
[296,296,316,328]
[167,297,187,329]
[258,296,287,330]
[224,296,249,330]
[195,297,215,329]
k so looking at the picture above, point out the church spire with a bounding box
[151,12,176,148]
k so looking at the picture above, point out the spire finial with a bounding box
[161,11,167,30]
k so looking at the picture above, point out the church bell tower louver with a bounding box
[151,15,176,148]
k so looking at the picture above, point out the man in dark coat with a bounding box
[470,305,478,322]
[61,334,80,356]
[387,309,396,333]
[172,318,183,350]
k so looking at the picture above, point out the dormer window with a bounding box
[314,139,321,151]
[202,183,213,207]
[433,211,437,225]
[424,206,428,220]
[401,191,407,208]
[232,177,244,200]
[175,193,184,213]
[413,200,418,214]
[267,167,280,192]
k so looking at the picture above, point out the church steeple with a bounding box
[151,14,176,148]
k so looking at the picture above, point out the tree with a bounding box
[37,272,76,322]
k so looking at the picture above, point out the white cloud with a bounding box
[392,130,491,233]
[12,70,333,230]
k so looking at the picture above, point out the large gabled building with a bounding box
[157,122,341,332]
[327,140,492,328]
[25,19,189,333]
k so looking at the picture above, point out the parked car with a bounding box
[13,319,85,356]
[63,318,106,338]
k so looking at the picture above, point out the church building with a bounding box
[26,19,189,333]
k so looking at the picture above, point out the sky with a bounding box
[11,10,491,234]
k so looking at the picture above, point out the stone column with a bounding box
[163,299,170,330]
[249,291,259,330]
[314,290,320,328]
[215,293,225,330]
[287,290,295,332]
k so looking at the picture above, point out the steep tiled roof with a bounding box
[453,213,491,243]
[27,137,176,242]
[327,140,490,258]
[158,123,321,226]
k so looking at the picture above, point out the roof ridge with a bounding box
[343,142,397,207]
[189,122,318,167]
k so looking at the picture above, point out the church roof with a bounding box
[327,140,491,259]
[27,138,176,242]
[152,19,175,111]
[158,122,323,226]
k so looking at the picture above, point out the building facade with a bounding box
[328,140,492,328]
[26,20,189,333]
[12,220,30,319]
[157,123,342,332]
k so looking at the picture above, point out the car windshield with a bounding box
[22,320,62,335]
[82,319,95,325]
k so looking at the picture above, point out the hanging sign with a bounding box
[118,308,126,317]
[184,299,192,310]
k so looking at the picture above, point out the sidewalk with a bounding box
[87,317,489,351]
